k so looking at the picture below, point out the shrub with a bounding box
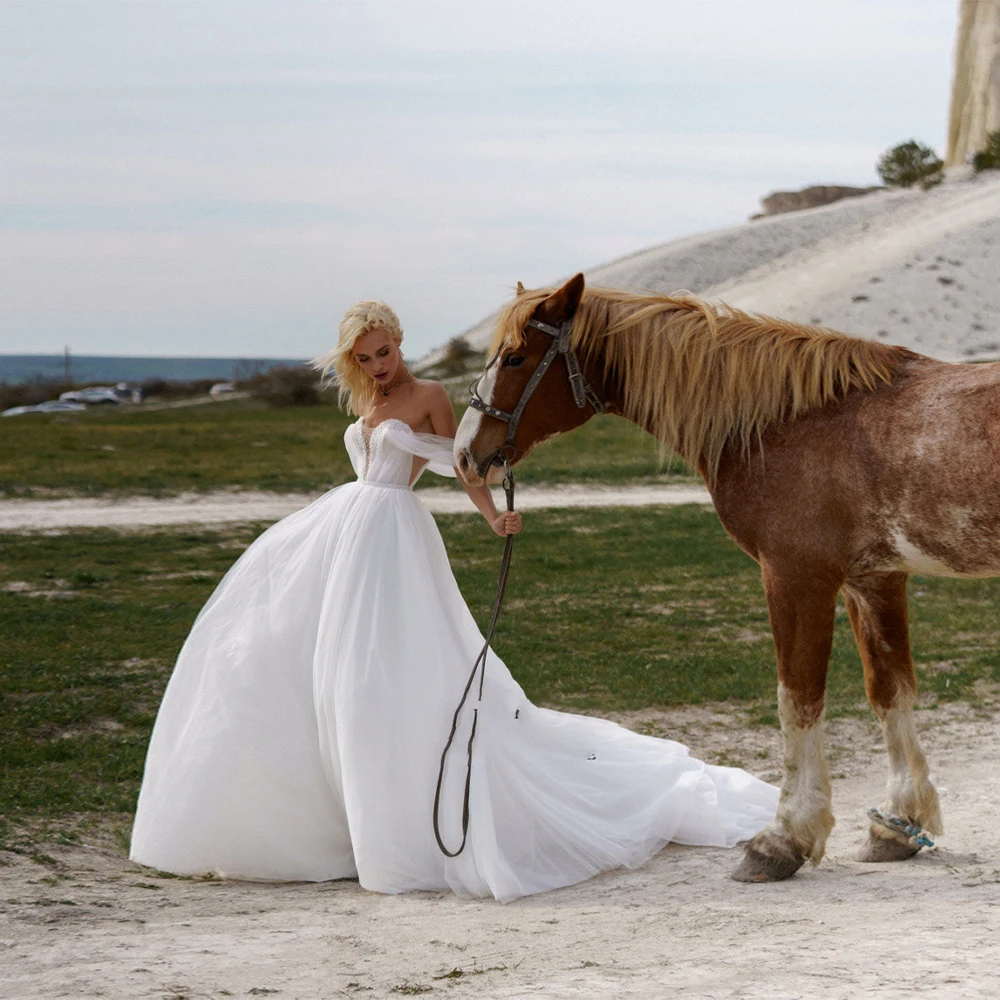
[972,129,1000,172]
[139,377,217,400]
[876,140,943,189]
[444,335,474,364]
[241,365,324,406]
[419,336,485,379]
[0,380,68,411]
[140,378,170,398]
[439,336,483,376]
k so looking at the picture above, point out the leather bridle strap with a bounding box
[530,317,606,416]
[467,317,605,455]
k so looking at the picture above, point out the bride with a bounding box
[130,299,778,901]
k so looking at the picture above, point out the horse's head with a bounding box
[455,273,606,486]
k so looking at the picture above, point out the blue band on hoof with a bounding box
[868,807,935,849]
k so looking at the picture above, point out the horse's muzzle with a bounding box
[455,447,486,487]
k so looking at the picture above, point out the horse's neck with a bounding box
[577,305,704,466]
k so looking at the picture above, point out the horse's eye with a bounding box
[502,354,525,368]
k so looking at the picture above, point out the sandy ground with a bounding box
[3,701,999,1000]
[0,483,712,531]
[708,172,1000,362]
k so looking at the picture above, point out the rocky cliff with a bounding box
[755,185,881,218]
[946,0,1000,166]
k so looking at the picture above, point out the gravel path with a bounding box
[0,483,712,531]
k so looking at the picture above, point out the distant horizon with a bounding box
[0,350,308,362]
[0,352,310,387]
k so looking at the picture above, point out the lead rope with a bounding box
[432,460,516,857]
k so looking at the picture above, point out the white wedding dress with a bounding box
[130,418,778,901]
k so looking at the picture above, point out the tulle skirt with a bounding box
[130,481,778,901]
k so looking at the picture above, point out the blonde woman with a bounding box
[312,299,521,536]
[131,299,777,901]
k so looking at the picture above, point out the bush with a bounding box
[972,129,1000,172]
[241,365,324,406]
[440,336,482,376]
[0,379,71,412]
[139,377,217,400]
[420,336,485,379]
[0,378,79,410]
[140,378,170,398]
[876,140,943,189]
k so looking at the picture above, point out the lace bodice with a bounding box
[345,418,457,487]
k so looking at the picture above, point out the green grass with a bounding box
[502,414,690,485]
[2,506,999,842]
[0,400,689,497]
[0,401,357,497]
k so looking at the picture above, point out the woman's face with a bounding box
[352,327,402,387]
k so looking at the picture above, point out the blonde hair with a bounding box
[491,285,906,481]
[312,300,404,415]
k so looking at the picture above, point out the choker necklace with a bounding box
[377,368,412,397]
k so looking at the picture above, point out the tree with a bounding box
[972,129,1000,172]
[876,140,944,189]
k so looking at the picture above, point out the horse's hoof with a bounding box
[731,843,805,883]
[855,832,920,863]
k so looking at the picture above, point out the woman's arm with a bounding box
[426,383,522,537]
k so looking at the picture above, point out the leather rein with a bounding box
[432,459,515,858]
[432,316,605,858]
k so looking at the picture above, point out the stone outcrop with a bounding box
[755,185,881,218]
[946,0,1000,167]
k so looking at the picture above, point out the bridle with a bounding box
[431,315,605,858]
[467,316,605,463]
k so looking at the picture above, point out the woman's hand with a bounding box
[491,510,522,537]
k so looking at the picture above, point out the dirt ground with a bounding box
[3,701,999,1000]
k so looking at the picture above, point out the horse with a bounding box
[454,272,1000,882]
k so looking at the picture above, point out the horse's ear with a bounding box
[515,281,526,296]
[540,273,585,322]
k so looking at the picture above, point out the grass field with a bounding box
[0,399,690,497]
[2,505,999,846]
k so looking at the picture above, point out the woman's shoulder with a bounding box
[410,377,449,401]
[407,378,451,415]
[411,378,456,437]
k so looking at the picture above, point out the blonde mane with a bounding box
[491,286,909,479]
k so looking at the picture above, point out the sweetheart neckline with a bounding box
[357,416,416,436]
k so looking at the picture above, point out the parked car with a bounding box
[36,400,87,413]
[60,386,122,405]
[2,400,87,417]
[209,381,236,396]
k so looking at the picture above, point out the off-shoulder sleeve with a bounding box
[381,422,458,478]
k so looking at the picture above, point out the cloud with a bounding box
[0,0,957,357]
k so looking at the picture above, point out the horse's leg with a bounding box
[732,561,838,882]
[843,573,942,862]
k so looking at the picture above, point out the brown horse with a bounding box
[454,273,1000,882]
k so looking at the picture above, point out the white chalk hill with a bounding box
[439,171,1000,365]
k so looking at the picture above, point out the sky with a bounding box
[1,1,958,361]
